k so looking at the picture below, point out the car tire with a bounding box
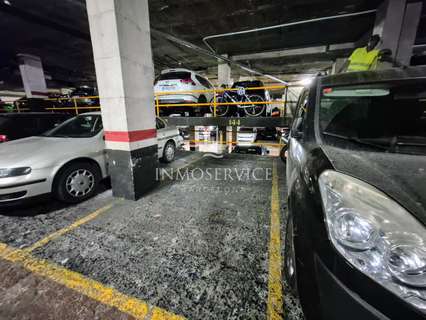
[53,162,101,203]
[162,140,176,163]
[280,144,288,162]
[196,95,207,117]
[284,212,299,296]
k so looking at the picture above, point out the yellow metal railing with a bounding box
[154,84,288,117]
[1,85,291,117]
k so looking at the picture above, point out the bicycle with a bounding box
[209,87,266,117]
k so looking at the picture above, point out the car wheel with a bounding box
[280,144,288,162]
[284,212,298,295]
[197,95,207,116]
[162,141,176,163]
[54,162,101,203]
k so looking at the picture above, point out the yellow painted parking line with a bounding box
[25,202,115,253]
[0,242,185,320]
[267,160,284,320]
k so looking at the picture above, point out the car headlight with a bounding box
[319,170,426,313]
[0,167,32,178]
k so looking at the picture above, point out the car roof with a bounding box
[319,66,426,87]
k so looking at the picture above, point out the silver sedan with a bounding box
[0,112,183,204]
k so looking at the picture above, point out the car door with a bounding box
[156,117,167,155]
[286,88,310,191]
[91,117,108,177]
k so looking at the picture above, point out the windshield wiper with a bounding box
[322,132,389,150]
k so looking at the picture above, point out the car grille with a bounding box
[0,191,27,201]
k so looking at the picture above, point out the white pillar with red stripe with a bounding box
[87,0,158,200]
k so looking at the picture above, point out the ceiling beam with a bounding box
[151,29,288,84]
[231,42,356,61]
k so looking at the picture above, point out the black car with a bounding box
[0,112,71,142]
[232,145,269,155]
[55,86,99,108]
[285,68,426,320]
[257,127,278,141]
[13,98,55,112]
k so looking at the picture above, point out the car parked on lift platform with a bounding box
[0,113,183,205]
[0,112,71,143]
[285,68,426,320]
[232,145,269,155]
[237,127,258,144]
[154,68,214,116]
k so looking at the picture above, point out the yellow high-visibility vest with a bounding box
[347,47,380,72]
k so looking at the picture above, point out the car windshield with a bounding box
[41,114,102,138]
[319,80,426,155]
[158,72,191,81]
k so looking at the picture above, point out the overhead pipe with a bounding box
[151,29,288,84]
[202,9,377,53]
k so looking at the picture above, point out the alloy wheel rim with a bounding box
[65,169,95,197]
[165,145,175,161]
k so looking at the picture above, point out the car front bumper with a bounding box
[158,94,199,104]
[0,169,52,203]
[314,254,425,320]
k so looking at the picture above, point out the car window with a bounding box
[195,75,212,88]
[42,115,102,138]
[156,118,166,129]
[297,90,309,118]
[292,89,309,132]
[319,80,426,155]
[158,72,191,81]
[38,117,67,132]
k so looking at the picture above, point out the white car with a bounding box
[154,68,214,116]
[0,112,183,204]
[237,127,258,144]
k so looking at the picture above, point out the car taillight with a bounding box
[0,135,8,142]
[180,78,195,85]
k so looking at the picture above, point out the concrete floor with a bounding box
[0,151,304,320]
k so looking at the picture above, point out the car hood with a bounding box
[0,136,95,169]
[321,145,426,225]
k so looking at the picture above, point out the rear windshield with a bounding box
[239,127,255,133]
[158,72,191,81]
[320,80,426,155]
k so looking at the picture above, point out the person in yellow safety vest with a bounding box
[342,35,382,72]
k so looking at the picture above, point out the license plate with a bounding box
[161,86,176,91]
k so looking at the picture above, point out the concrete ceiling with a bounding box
[0,0,424,90]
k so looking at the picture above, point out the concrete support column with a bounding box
[395,2,423,66]
[17,54,48,98]
[331,58,346,74]
[189,126,198,151]
[218,54,231,86]
[231,126,237,151]
[218,125,226,152]
[373,0,422,66]
[87,0,157,200]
